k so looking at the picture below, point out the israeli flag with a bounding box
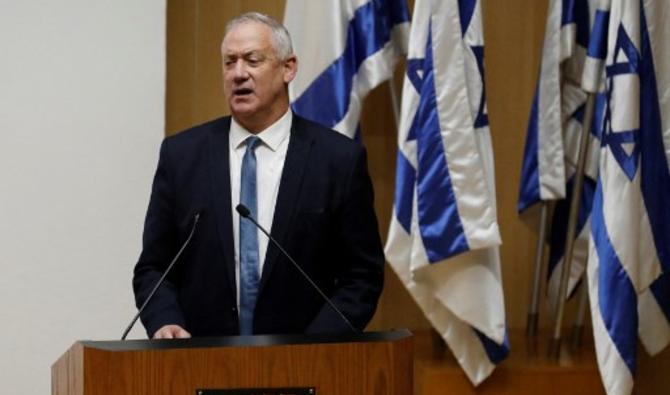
[518,0,590,212]
[517,0,598,212]
[583,0,670,394]
[517,0,604,307]
[385,0,507,385]
[284,0,409,138]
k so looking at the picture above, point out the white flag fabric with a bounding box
[386,0,507,385]
[284,0,409,138]
[583,0,670,394]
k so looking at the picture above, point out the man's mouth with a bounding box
[233,88,253,96]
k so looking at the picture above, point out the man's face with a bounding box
[221,22,296,132]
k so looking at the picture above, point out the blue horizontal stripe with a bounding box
[475,327,509,364]
[394,150,415,233]
[592,92,607,139]
[413,23,468,262]
[458,0,476,37]
[650,274,670,323]
[638,3,670,274]
[518,84,541,212]
[561,0,590,48]
[591,181,637,374]
[291,0,409,128]
[587,10,610,59]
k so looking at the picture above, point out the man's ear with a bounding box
[283,55,298,83]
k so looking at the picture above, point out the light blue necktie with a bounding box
[239,136,261,335]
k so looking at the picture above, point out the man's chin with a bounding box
[229,105,257,119]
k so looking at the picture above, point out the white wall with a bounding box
[0,1,165,392]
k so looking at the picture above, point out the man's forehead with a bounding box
[222,21,272,50]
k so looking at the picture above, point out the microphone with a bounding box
[236,204,358,334]
[121,211,202,340]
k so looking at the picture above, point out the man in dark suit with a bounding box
[133,12,385,339]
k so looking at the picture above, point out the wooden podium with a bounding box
[52,330,412,395]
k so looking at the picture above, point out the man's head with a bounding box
[221,13,297,133]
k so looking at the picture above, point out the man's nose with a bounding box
[232,60,249,80]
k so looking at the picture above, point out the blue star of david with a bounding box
[603,23,641,181]
[404,43,489,144]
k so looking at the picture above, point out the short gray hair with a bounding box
[224,12,294,60]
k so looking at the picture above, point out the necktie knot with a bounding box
[245,136,261,152]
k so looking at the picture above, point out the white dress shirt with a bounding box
[229,109,292,306]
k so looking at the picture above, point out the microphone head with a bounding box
[236,204,251,218]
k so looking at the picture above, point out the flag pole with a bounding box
[570,276,589,349]
[526,201,549,337]
[548,91,596,360]
[388,78,401,129]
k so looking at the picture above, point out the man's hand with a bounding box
[153,325,192,339]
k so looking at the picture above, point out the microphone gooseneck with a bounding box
[235,204,358,334]
[121,211,202,340]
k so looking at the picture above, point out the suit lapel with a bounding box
[259,115,313,292]
[208,117,238,303]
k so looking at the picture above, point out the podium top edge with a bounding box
[78,329,413,351]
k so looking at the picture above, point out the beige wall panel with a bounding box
[482,0,549,328]
[193,0,226,124]
[166,0,197,133]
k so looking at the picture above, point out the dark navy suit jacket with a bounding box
[132,115,385,337]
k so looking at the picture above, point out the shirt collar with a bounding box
[230,109,293,151]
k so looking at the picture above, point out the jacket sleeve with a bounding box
[305,145,385,334]
[132,139,185,337]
